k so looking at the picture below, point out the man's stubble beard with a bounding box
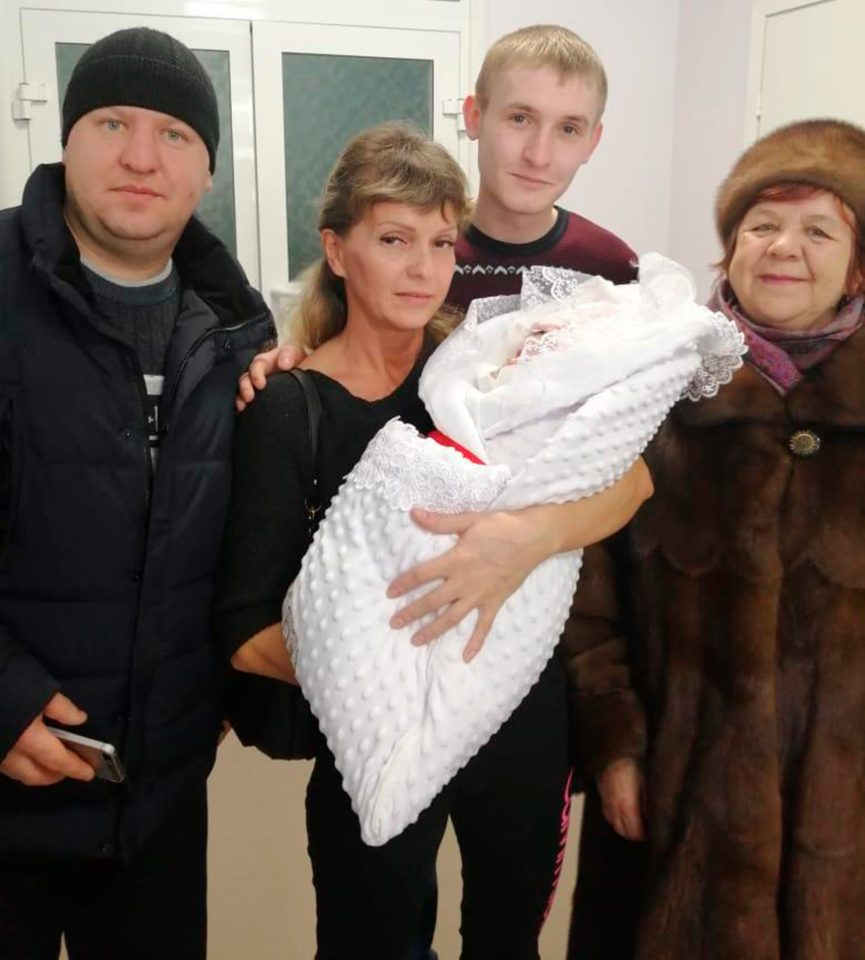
[65,188,174,264]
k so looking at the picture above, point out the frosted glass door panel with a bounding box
[253,21,463,307]
[283,53,433,276]
[21,10,258,285]
[54,43,237,256]
[54,42,88,97]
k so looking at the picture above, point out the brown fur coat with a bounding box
[563,326,865,959]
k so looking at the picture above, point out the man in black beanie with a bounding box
[0,27,274,959]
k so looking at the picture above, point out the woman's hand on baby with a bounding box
[386,507,549,662]
[597,758,646,841]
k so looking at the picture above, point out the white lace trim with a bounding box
[682,311,747,401]
[470,293,520,325]
[282,602,299,662]
[519,265,594,308]
[349,419,509,512]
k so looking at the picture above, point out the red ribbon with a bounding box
[427,430,485,465]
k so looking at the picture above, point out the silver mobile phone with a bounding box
[44,726,125,783]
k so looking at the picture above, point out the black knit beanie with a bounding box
[61,27,219,172]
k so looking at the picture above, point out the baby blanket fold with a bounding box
[284,254,746,846]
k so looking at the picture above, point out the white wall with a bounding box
[667,0,756,297]
[486,0,681,259]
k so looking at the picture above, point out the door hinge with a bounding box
[442,97,466,132]
[13,82,48,121]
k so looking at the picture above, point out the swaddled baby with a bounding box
[284,254,745,846]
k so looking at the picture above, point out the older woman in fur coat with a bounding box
[566,118,865,960]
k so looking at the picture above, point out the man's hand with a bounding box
[235,344,304,412]
[387,508,547,663]
[0,693,95,787]
[386,464,653,663]
[597,757,646,841]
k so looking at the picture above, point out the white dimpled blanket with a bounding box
[284,255,745,846]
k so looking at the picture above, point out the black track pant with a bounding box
[307,657,571,960]
[0,787,207,960]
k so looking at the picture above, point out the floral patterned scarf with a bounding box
[707,280,864,394]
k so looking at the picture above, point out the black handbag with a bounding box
[225,369,323,761]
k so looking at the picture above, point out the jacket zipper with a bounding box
[41,268,154,507]
[127,352,152,511]
[162,312,271,434]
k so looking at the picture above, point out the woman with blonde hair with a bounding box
[215,122,650,959]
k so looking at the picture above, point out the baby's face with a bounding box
[503,318,568,369]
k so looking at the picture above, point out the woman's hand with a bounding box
[230,624,298,684]
[387,507,551,662]
[386,460,652,661]
[235,344,305,413]
[597,758,646,841]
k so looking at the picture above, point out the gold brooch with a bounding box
[789,429,821,458]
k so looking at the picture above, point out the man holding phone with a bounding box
[0,27,275,959]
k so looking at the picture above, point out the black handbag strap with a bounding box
[288,368,322,534]
[228,366,322,763]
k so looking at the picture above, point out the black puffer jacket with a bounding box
[0,164,275,860]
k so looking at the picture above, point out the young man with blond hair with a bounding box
[428,27,639,957]
[418,26,640,958]
[448,23,636,312]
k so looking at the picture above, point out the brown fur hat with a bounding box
[715,118,865,246]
